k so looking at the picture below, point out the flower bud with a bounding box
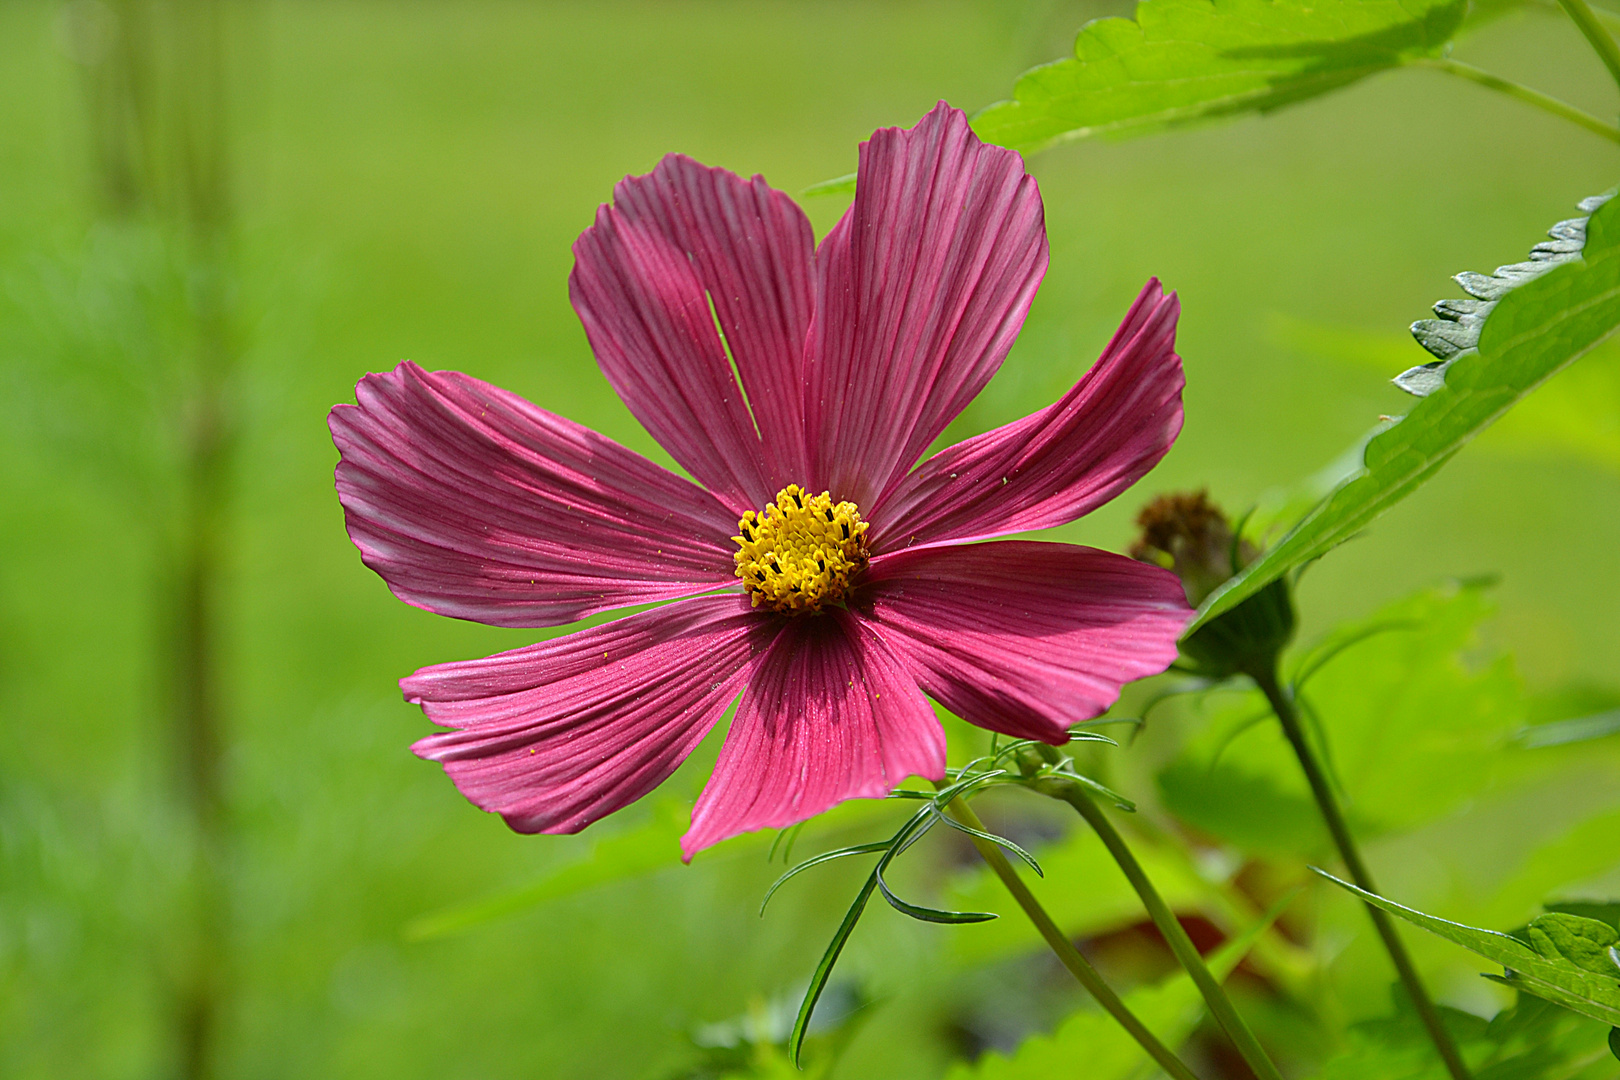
[1130,491,1295,679]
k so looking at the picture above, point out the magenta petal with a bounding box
[681,610,945,858]
[330,363,740,628]
[806,102,1048,508]
[869,280,1183,551]
[409,595,779,835]
[860,542,1191,743]
[570,155,817,512]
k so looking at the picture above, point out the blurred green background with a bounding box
[3,1,1618,1077]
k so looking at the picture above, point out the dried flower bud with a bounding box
[1129,490,1253,608]
[1130,490,1294,679]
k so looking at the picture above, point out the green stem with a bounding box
[943,797,1204,1080]
[1556,0,1620,95]
[1248,666,1472,1080]
[1417,58,1620,144]
[1028,748,1285,1080]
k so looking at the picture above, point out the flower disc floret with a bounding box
[734,485,869,615]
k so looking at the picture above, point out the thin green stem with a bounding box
[1028,748,1285,1080]
[1417,58,1620,144]
[942,796,1203,1080]
[1248,665,1472,1080]
[1556,0,1620,94]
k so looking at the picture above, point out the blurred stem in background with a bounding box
[1555,0,1620,94]
[67,1,239,1076]
[941,796,1205,1080]
[1246,664,1473,1080]
[1025,743,1286,1080]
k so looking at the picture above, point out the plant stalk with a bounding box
[1555,0,1620,94]
[1028,747,1285,1080]
[943,797,1204,1080]
[1248,665,1472,1080]
[1418,58,1620,144]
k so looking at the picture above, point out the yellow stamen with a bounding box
[733,484,869,615]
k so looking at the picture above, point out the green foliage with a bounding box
[1317,872,1620,1026]
[971,0,1465,154]
[944,810,1207,964]
[405,799,711,940]
[1193,191,1620,635]
[1322,992,1618,1080]
[944,904,1279,1080]
[1160,581,1522,855]
[1518,709,1620,748]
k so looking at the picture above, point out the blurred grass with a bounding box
[2,1,1618,1078]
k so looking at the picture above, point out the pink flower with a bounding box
[329,104,1191,860]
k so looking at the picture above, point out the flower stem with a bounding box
[942,796,1204,1080]
[1027,747,1285,1080]
[1555,0,1620,95]
[1416,58,1620,144]
[1247,665,1472,1080]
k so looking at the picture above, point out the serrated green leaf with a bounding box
[945,900,1283,1079]
[971,0,1464,155]
[1322,991,1616,1080]
[1192,191,1620,635]
[1315,870,1620,1026]
[1526,913,1620,978]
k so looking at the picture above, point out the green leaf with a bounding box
[1478,809,1620,931]
[1160,581,1523,855]
[403,799,702,940]
[1517,708,1620,748]
[1322,990,1616,1080]
[1191,190,1620,635]
[971,0,1465,155]
[1314,870,1620,1027]
[946,812,1208,964]
[944,901,1283,1079]
[800,172,855,198]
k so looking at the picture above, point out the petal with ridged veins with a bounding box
[331,363,739,628]
[408,594,779,836]
[681,610,945,859]
[571,155,817,513]
[859,542,1190,743]
[806,102,1048,509]
[870,280,1182,551]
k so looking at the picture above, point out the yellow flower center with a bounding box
[733,485,869,615]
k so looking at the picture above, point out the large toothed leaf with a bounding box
[1315,871,1620,1027]
[1322,991,1616,1080]
[971,0,1465,155]
[1191,191,1620,634]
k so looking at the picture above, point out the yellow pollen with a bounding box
[733,485,869,615]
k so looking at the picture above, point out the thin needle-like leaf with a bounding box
[930,806,1045,877]
[758,841,894,915]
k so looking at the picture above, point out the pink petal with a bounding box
[331,363,740,628]
[570,155,817,513]
[859,542,1190,743]
[806,102,1048,508]
[681,611,945,858]
[869,281,1183,551]
[409,595,779,835]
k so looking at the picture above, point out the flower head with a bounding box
[329,103,1192,859]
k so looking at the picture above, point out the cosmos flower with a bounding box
[329,103,1191,859]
